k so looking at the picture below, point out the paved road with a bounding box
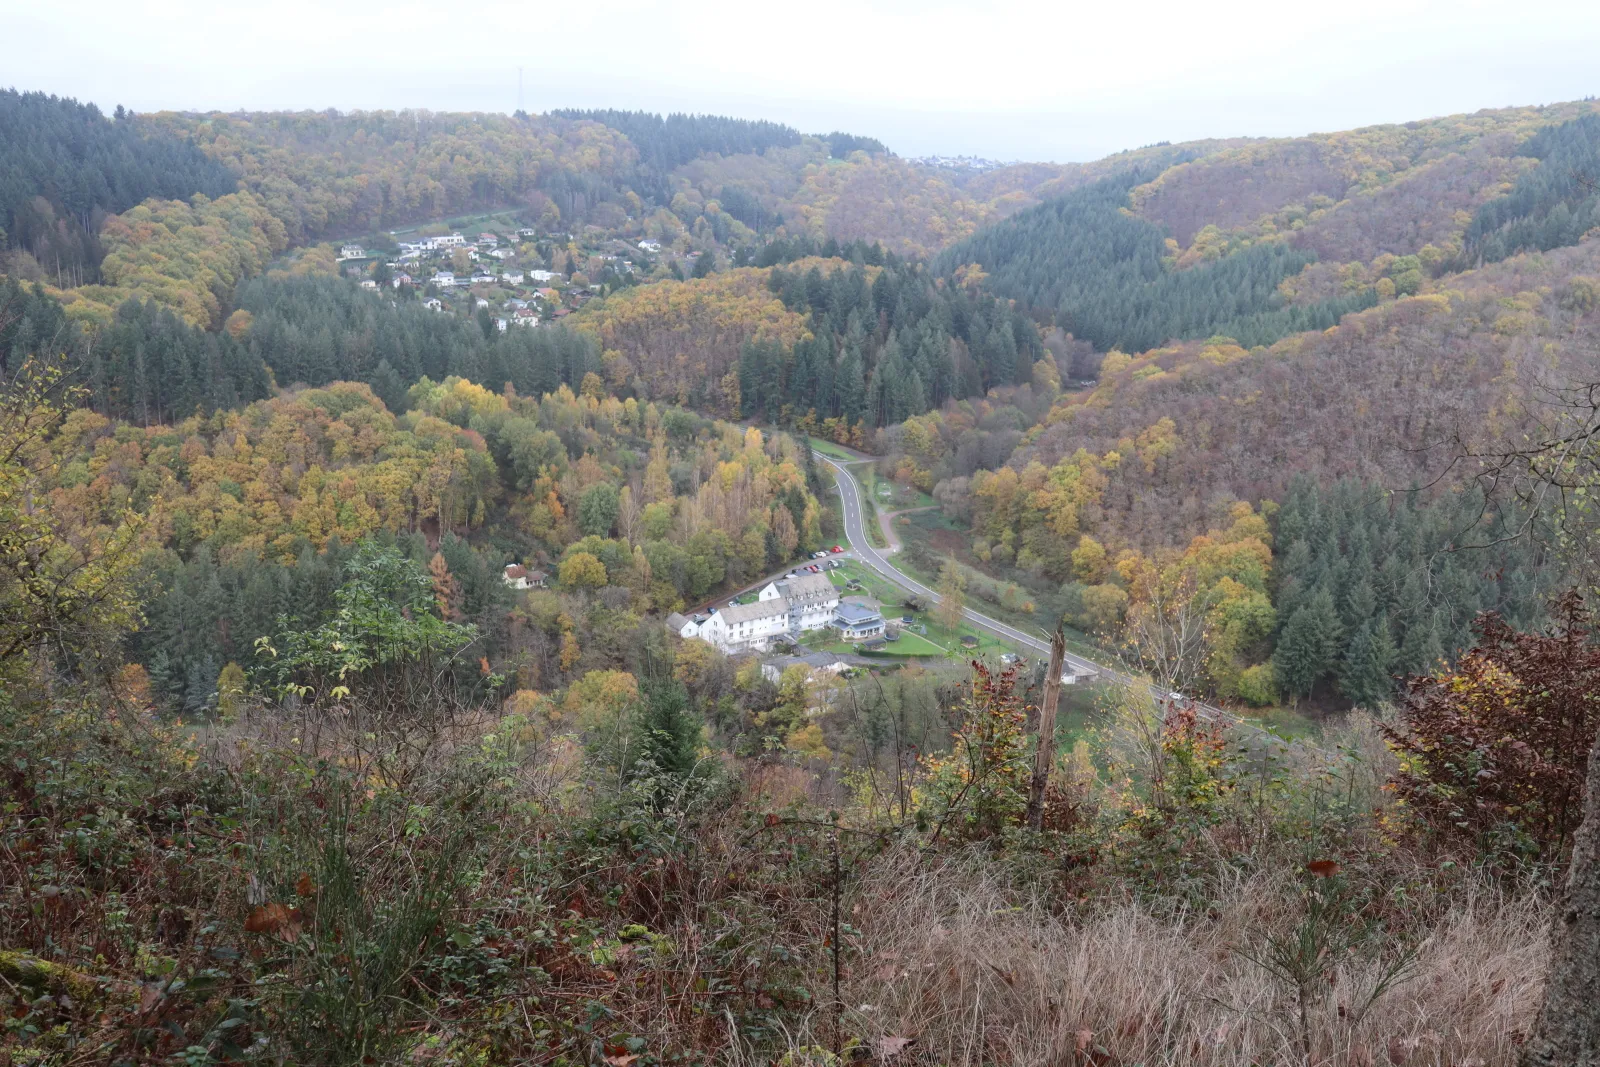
[816,450,1238,724]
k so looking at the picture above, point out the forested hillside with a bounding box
[43,374,826,710]
[0,90,237,288]
[934,165,1378,351]
[1463,112,1600,264]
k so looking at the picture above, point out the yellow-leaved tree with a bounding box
[0,362,149,682]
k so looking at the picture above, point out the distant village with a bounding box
[333,219,665,331]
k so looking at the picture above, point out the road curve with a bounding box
[817,451,1237,723]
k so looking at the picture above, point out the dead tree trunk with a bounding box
[1522,732,1600,1066]
[1025,621,1067,831]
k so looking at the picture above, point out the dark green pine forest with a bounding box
[0,89,238,287]
[739,239,1042,426]
[1462,112,1600,265]
[934,166,1379,353]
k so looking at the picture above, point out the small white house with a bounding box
[428,233,466,249]
[431,271,456,288]
[495,318,508,332]
[423,298,444,311]
[489,248,512,260]
[512,308,539,327]
[638,239,662,253]
[477,233,499,247]
[529,269,561,283]
[339,244,365,260]
[475,297,490,309]
[359,279,378,290]
[392,273,413,288]
[502,564,548,590]
[517,227,537,239]
[502,270,525,285]
[471,272,496,286]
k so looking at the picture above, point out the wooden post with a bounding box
[1026,620,1068,831]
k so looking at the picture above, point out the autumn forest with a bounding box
[4,83,1600,1065]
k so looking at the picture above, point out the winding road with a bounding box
[817,450,1237,723]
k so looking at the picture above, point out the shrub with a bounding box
[1382,592,1600,866]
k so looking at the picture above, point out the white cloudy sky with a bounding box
[8,0,1600,161]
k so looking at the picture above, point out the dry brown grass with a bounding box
[804,852,1549,1067]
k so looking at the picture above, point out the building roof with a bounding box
[762,652,845,674]
[527,569,547,581]
[720,598,790,625]
[504,563,527,579]
[779,572,836,602]
[665,612,692,631]
[833,603,883,624]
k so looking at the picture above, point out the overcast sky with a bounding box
[9,0,1600,161]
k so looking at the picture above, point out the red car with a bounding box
[830,545,844,553]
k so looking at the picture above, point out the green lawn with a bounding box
[807,437,857,461]
[822,560,1009,661]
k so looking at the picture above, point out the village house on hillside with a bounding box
[502,564,547,590]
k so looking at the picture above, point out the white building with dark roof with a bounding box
[691,598,791,652]
[671,571,841,654]
[832,603,885,642]
[759,572,839,633]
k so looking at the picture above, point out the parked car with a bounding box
[831,545,844,553]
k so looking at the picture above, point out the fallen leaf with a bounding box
[245,902,291,934]
[138,983,164,1014]
[876,1036,915,1058]
[603,1056,639,1067]
[244,902,302,939]
[296,873,315,897]
[1307,859,1341,878]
